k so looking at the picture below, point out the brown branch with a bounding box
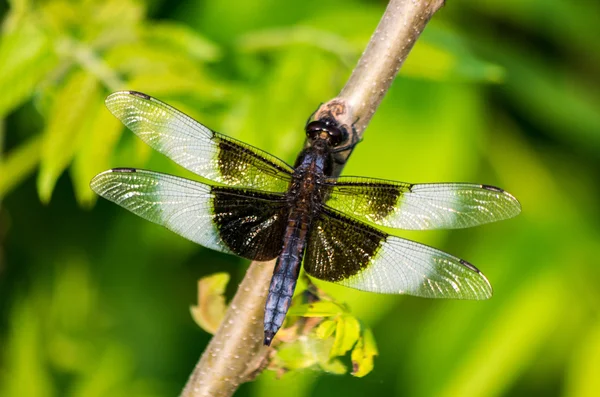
[181,0,445,395]
[181,261,275,397]
[315,0,445,172]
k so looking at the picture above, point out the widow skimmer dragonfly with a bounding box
[91,91,521,346]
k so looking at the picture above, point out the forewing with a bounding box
[90,168,288,261]
[304,208,492,300]
[105,91,294,191]
[324,176,521,230]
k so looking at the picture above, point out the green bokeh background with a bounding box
[1,0,599,396]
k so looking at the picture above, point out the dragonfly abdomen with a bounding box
[263,213,311,346]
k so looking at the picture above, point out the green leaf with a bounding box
[316,319,336,339]
[104,42,230,100]
[60,37,124,91]
[273,336,348,375]
[71,98,123,207]
[274,337,331,371]
[330,315,360,358]
[86,0,143,30]
[143,22,221,62]
[38,0,142,42]
[37,70,100,203]
[238,26,356,66]
[105,41,203,76]
[189,273,230,335]
[126,71,229,102]
[0,135,42,198]
[4,0,32,33]
[351,328,378,377]
[0,19,57,118]
[318,358,347,375]
[287,301,345,318]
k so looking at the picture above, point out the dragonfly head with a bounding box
[305,117,348,148]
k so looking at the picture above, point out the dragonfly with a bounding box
[91,91,521,346]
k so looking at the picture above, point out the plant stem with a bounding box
[181,261,274,397]
[341,0,445,131]
[181,0,445,395]
[315,0,445,172]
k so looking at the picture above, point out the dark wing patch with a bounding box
[213,187,288,261]
[303,208,386,282]
[324,177,410,225]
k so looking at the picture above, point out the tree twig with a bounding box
[181,1,445,396]
[181,261,274,397]
[315,0,445,173]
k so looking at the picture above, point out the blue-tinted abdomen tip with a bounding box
[264,331,275,346]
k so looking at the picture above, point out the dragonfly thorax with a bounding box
[288,145,331,214]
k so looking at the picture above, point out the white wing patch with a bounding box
[338,236,492,300]
[90,169,232,254]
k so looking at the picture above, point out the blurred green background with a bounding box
[1,0,599,396]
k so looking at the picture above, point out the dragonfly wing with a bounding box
[304,208,492,300]
[91,168,288,261]
[105,91,294,192]
[324,176,521,230]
